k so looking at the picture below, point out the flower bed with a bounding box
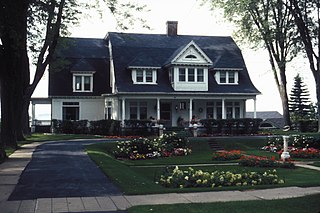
[239,155,295,168]
[212,150,243,161]
[113,133,191,160]
[158,166,284,188]
[280,148,320,159]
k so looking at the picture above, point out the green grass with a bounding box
[3,133,101,158]
[311,161,320,167]
[128,193,320,213]
[25,133,101,142]
[86,137,320,195]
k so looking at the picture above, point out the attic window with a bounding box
[185,54,197,59]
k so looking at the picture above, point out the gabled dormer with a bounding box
[127,53,161,85]
[71,59,96,93]
[167,41,212,91]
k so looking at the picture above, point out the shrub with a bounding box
[90,120,121,136]
[51,119,120,135]
[264,135,320,151]
[283,148,320,159]
[212,150,243,161]
[158,166,284,188]
[113,133,191,160]
[200,118,262,136]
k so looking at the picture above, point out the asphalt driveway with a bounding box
[8,140,122,200]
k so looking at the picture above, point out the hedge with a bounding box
[52,119,120,136]
[200,118,263,135]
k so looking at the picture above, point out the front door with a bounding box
[160,103,171,126]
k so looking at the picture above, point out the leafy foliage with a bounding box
[113,133,191,160]
[159,166,284,188]
[289,74,313,121]
[212,150,243,161]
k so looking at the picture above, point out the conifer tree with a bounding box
[289,74,312,121]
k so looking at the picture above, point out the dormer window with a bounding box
[72,72,94,92]
[215,70,239,84]
[178,67,204,83]
[132,68,157,84]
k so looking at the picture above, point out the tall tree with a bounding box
[0,0,30,148]
[207,0,299,126]
[289,74,312,121]
[0,0,149,150]
[287,0,320,131]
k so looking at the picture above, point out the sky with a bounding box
[31,0,317,119]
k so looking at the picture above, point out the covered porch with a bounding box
[105,94,258,127]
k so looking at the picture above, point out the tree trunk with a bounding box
[0,0,30,147]
[314,71,320,132]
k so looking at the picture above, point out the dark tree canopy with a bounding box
[0,0,149,155]
[206,0,300,126]
[289,74,312,121]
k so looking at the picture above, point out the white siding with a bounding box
[52,98,104,121]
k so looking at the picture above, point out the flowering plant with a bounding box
[158,166,284,188]
[212,150,243,161]
[239,155,295,168]
[278,147,320,159]
[114,133,191,160]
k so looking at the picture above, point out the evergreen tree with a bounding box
[289,74,312,121]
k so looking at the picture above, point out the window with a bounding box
[185,54,197,59]
[169,68,174,83]
[146,70,153,82]
[129,102,148,119]
[179,101,187,110]
[178,67,205,82]
[197,68,204,82]
[229,71,235,83]
[73,74,93,92]
[133,69,157,84]
[206,102,214,119]
[105,101,112,120]
[136,70,144,82]
[179,68,186,82]
[62,102,79,120]
[216,102,222,119]
[220,71,227,83]
[188,68,195,82]
[215,71,239,84]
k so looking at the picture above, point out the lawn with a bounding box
[3,133,102,158]
[127,193,320,213]
[86,136,320,195]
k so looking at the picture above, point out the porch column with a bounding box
[157,98,160,120]
[222,99,226,119]
[253,98,257,118]
[189,98,193,122]
[122,98,126,125]
[31,102,36,133]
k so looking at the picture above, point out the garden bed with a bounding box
[86,137,320,194]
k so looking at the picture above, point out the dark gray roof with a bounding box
[107,32,260,94]
[49,38,111,96]
[246,111,283,119]
[54,37,108,59]
[71,59,96,71]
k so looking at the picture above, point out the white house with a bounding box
[47,21,260,127]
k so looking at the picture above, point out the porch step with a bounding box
[208,139,224,151]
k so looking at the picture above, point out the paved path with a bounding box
[8,140,121,200]
[0,139,320,213]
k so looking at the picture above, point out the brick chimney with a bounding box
[167,21,178,36]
